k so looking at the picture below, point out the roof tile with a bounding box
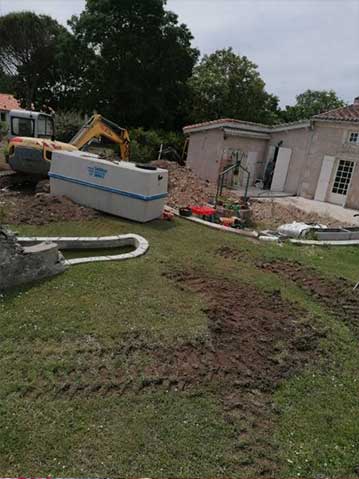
[313,104,359,122]
[0,93,21,111]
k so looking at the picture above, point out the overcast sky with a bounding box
[0,0,358,106]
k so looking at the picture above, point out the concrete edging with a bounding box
[168,207,259,238]
[18,234,149,265]
[288,238,359,246]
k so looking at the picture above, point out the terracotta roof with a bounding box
[313,103,359,122]
[0,93,21,111]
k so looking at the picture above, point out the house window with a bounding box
[349,132,359,144]
[332,160,354,196]
[0,112,5,122]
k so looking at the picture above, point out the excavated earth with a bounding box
[0,175,99,225]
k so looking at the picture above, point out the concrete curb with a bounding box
[258,234,359,246]
[289,238,359,246]
[18,234,149,265]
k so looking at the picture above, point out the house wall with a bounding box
[186,129,224,182]
[269,127,311,194]
[346,162,359,209]
[222,135,268,185]
[300,122,359,207]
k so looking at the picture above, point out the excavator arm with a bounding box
[70,114,130,161]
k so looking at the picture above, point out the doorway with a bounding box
[329,159,355,205]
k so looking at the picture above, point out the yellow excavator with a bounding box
[6,110,130,178]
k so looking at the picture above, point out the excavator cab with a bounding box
[8,110,55,140]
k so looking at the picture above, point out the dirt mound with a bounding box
[152,160,217,208]
[260,260,359,335]
[1,191,99,225]
[250,199,344,228]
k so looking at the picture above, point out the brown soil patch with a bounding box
[152,270,320,389]
[0,190,99,225]
[260,260,359,334]
[0,174,99,225]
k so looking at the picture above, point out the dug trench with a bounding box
[12,267,325,474]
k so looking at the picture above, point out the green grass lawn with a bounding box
[2,216,359,477]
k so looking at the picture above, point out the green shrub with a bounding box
[129,127,185,163]
[55,111,85,143]
[0,121,8,140]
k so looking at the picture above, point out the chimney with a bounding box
[354,96,359,105]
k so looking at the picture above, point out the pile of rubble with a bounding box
[152,160,218,208]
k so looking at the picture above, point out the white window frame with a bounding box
[349,131,359,144]
[331,159,354,196]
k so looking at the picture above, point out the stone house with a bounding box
[183,97,359,209]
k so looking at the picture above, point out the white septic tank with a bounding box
[49,150,168,222]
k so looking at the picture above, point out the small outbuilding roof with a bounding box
[0,93,21,111]
[183,118,310,135]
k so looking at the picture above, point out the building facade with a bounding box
[183,98,359,209]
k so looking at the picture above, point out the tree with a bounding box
[281,89,346,122]
[0,12,65,108]
[0,70,13,93]
[69,0,199,129]
[188,48,280,124]
[0,12,94,112]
